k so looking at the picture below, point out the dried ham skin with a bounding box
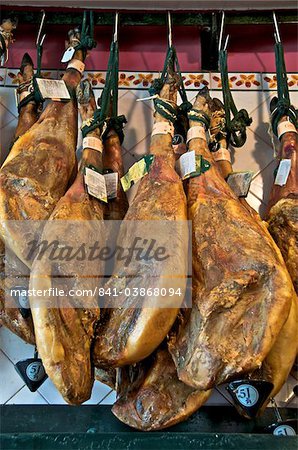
[112,345,211,431]
[169,91,294,390]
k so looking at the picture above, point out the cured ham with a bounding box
[169,88,294,390]
[112,342,211,431]
[29,80,104,404]
[267,117,298,293]
[209,95,298,412]
[0,28,90,266]
[93,72,188,368]
[0,53,40,344]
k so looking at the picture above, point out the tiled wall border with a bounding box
[1,69,297,91]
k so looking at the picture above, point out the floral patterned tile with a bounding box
[262,73,298,90]
[39,70,58,80]
[5,69,19,86]
[0,68,6,85]
[210,72,262,90]
[183,73,210,90]
[86,71,106,87]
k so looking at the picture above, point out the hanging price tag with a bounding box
[35,78,71,101]
[265,419,297,436]
[85,166,107,203]
[15,357,48,392]
[121,155,154,192]
[177,151,211,180]
[227,379,274,419]
[274,159,291,186]
[61,46,76,63]
[104,172,118,200]
[178,150,196,179]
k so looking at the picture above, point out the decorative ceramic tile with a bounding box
[36,377,113,405]
[0,327,35,364]
[84,381,113,405]
[232,128,275,176]
[131,72,158,89]
[39,70,59,80]
[4,69,19,87]
[0,68,6,85]
[0,118,18,165]
[99,390,117,405]
[119,91,153,152]
[122,148,138,173]
[0,86,19,119]
[246,191,265,217]
[0,101,16,130]
[249,158,279,207]
[127,134,151,158]
[6,386,48,405]
[183,73,210,90]
[210,73,262,90]
[86,71,106,87]
[262,73,298,90]
[37,378,68,405]
[0,350,25,404]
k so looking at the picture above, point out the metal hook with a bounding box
[218,11,225,52]
[36,10,46,46]
[273,12,281,44]
[168,11,172,47]
[223,34,230,51]
[114,12,119,43]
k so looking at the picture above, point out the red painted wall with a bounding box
[5,22,298,72]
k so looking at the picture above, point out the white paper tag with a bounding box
[84,167,107,202]
[104,172,118,199]
[35,78,71,101]
[151,122,174,137]
[274,159,291,186]
[178,150,196,179]
[61,46,76,63]
[83,137,103,153]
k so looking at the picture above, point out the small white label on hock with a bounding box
[274,159,291,186]
[104,172,118,199]
[85,167,107,202]
[35,78,71,101]
[277,120,297,140]
[178,150,196,179]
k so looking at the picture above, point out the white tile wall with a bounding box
[0,78,297,408]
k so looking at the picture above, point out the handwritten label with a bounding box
[35,78,71,101]
[85,167,107,202]
[104,172,118,199]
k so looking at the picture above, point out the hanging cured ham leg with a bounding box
[0,53,41,344]
[29,80,104,404]
[0,20,95,267]
[93,71,188,368]
[209,96,298,414]
[112,340,211,431]
[169,88,294,390]
[267,118,298,293]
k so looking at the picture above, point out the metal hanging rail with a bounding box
[1,9,297,26]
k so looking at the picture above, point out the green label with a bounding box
[121,155,154,192]
[188,155,211,179]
